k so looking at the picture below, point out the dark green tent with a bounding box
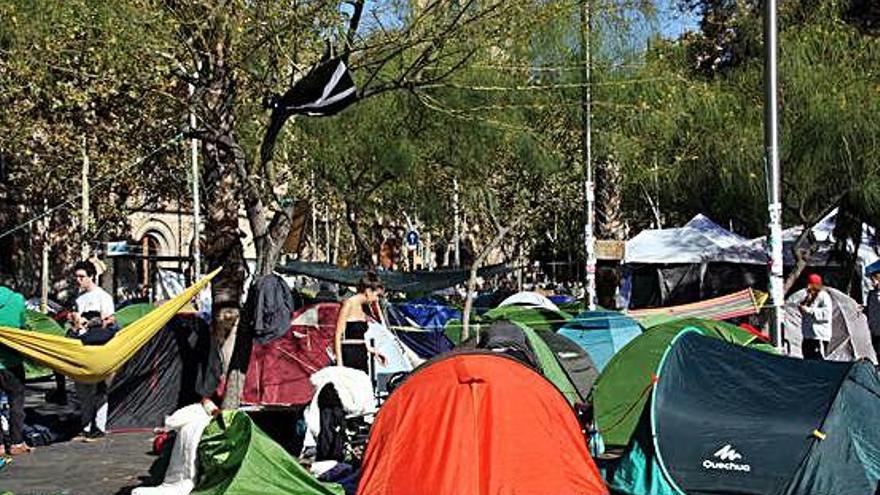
[592,318,775,448]
[611,330,880,495]
[192,411,343,495]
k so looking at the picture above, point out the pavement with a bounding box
[0,431,157,495]
[0,380,158,495]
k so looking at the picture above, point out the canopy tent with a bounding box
[357,353,609,495]
[627,288,768,328]
[558,311,643,371]
[191,411,343,495]
[383,298,456,358]
[592,318,776,448]
[783,286,877,364]
[243,303,339,406]
[109,314,219,429]
[277,261,511,294]
[625,214,763,265]
[467,320,593,404]
[497,291,560,312]
[0,269,219,383]
[610,331,880,495]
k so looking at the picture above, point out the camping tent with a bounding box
[444,305,573,345]
[357,353,609,495]
[384,298,456,358]
[558,311,643,371]
[610,331,880,495]
[242,303,339,406]
[22,310,65,380]
[497,291,560,312]
[784,286,877,364]
[109,314,219,429]
[468,320,596,403]
[191,411,343,495]
[592,318,775,448]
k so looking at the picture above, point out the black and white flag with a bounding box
[261,54,358,164]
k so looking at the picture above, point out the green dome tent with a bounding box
[23,310,65,379]
[592,318,775,448]
[115,303,157,329]
[192,411,343,495]
[610,330,880,495]
[444,305,572,345]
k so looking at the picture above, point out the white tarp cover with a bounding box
[498,291,561,312]
[624,214,767,265]
[784,287,877,364]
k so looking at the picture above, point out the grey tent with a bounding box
[784,286,877,364]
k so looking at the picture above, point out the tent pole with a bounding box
[764,0,784,347]
[580,0,597,310]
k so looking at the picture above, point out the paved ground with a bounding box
[0,431,157,495]
[0,380,158,495]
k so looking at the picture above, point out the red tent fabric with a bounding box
[242,302,340,405]
[357,353,608,495]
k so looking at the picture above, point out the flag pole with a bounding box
[764,0,784,347]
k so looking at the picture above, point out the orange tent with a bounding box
[357,353,608,495]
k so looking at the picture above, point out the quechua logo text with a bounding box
[702,444,751,472]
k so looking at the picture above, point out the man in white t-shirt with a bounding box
[70,260,116,441]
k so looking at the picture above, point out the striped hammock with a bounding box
[628,289,768,328]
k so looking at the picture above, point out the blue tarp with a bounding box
[384,299,457,358]
[558,311,643,371]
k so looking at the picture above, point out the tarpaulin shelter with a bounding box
[109,313,219,429]
[383,298,456,358]
[558,311,643,371]
[784,286,877,364]
[498,291,560,312]
[468,320,595,403]
[357,353,609,495]
[610,331,880,495]
[592,318,775,448]
[191,411,343,495]
[242,303,339,406]
[277,261,511,294]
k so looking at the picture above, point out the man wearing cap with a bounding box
[799,274,833,360]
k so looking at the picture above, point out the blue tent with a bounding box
[385,298,457,358]
[558,310,643,371]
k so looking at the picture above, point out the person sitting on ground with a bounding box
[68,260,116,441]
[799,273,833,360]
[0,285,33,456]
[334,272,387,374]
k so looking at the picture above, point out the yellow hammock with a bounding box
[0,268,220,383]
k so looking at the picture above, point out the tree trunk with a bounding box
[596,154,625,240]
[344,200,374,267]
[461,222,516,341]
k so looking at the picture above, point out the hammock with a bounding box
[628,288,768,328]
[0,268,220,383]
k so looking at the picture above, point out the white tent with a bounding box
[498,291,560,312]
[784,287,877,364]
[624,214,766,265]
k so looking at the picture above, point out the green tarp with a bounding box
[592,318,776,447]
[193,411,343,495]
[278,261,512,294]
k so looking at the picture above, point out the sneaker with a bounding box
[83,430,106,443]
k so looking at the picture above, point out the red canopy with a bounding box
[358,353,608,495]
[242,302,340,405]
